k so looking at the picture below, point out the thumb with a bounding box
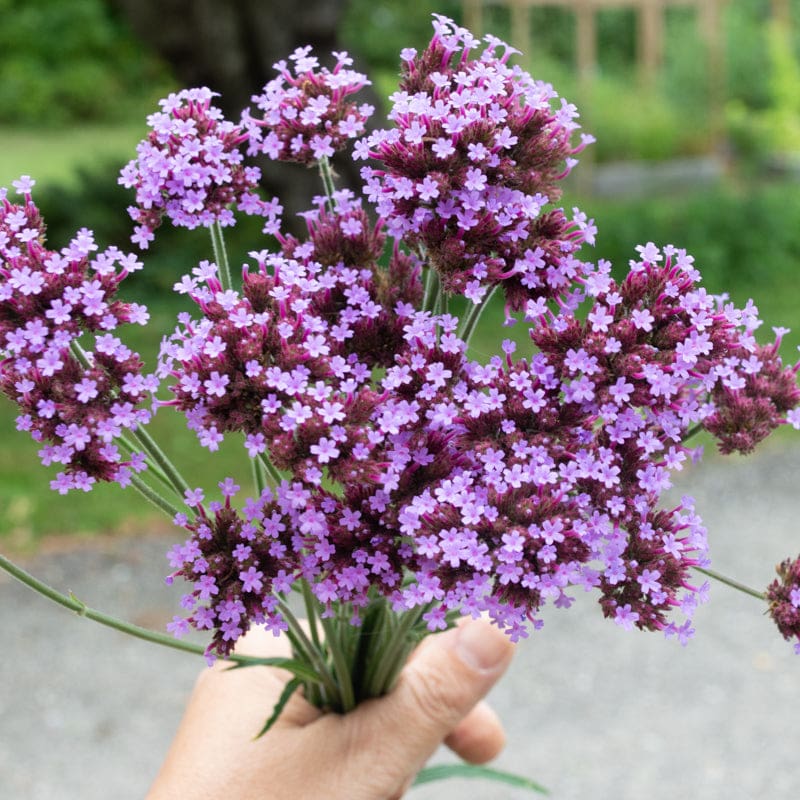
[346,617,514,779]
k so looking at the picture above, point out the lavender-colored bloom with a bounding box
[7,21,775,658]
[358,15,596,316]
[0,186,152,490]
[120,87,282,247]
[243,49,374,165]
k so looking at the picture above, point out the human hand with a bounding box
[147,617,515,800]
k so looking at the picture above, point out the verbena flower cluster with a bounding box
[357,15,596,312]
[242,48,374,164]
[0,179,152,492]
[3,17,800,661]
[160,226,800,656]
[119,87,282,248]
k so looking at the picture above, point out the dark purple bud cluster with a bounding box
[532,242,800,456]
[157,191,422,484]
[766,556,800,655]
[703,331,800,454]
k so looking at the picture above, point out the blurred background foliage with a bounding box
[3,0,800,542]
[0,0,171,126]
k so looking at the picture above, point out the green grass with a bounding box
[0,123,143,190]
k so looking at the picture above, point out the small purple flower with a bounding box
[184,488,205,508]
[358,15,596,315]
[120,87,281,246]
[167,615,190,638]
[243,49,373,165]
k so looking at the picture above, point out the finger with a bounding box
[388,776,414,800]
[444,700,506,764]
[330,617,514,788]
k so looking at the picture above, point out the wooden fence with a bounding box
[462,1,726,89]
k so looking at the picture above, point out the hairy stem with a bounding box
[301,579,323,651]
[458,286,498,348]
[69,339,92,369]
[366,604,428,697]
[131,426,191,500]
[117,436,173,493]
[129,474,183,519]
[423,268,441,314]
[0,554,278,667]
[209,222,233,293]
[320,613,356,713]
[276,598,342,709]
[317,155,337,208]
[257,452,284,487]
[251,456,267,497]
[693,565,767,601]
[683,423,704,443]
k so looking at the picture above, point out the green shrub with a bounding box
[0,0,171,125]
[727,19,800,160]
[575,179,800,354]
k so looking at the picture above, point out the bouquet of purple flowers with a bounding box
[2,15,800,784]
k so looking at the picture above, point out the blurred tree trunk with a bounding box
[110,0,372,226]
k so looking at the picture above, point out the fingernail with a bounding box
[455,619,509,672]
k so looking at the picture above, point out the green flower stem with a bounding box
[69,339,92,369]
[276,598,342,710]
[337,602,361,681]
[693,566,767,601]
[130,426,191,497]
[457,285,498,348]
[257,452,284,487]
[130,474,183,519]
[209,221,233,293]
[317,155,337,208]
[0,554,276,667]
[433,283,444,317]
[301,580,322,651]
[350,596,388,701]
[319,613,356,713]
[251,456,267,497]
[117,436,174,493]
[683,423,704,443]
[366,604,428,697]
[423,268,441,314]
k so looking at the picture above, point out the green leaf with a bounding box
[412,763,549,795]
[254,677,303,739]
[225,656,320,683]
